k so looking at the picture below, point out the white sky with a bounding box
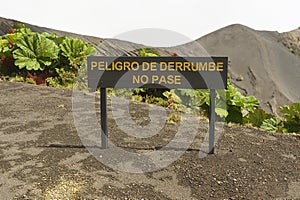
[0,0,299,41]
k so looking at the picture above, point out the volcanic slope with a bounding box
[197,24,300,114]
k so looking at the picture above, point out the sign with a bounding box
[88,56,228,89]
[87,56,228,154]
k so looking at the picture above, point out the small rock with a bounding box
[236,75,244,81]
[238,158,247,162]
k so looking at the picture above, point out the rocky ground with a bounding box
[0,81,299,199]
[280,27,300,57]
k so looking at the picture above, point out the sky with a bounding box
[0,0,299,43]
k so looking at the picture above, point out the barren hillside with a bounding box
[197,24,300,114]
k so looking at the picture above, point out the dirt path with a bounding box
[0,82,299,199]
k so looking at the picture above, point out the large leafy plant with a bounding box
[0,24,95,87]
[280,102,300,133]
[46,37,95,88]
[260,117,287,133]
[169,79,259,123]
[13,33,59,71]
[59,37,95,70]
[257,103,300,133]
[281,103,300,124]
[244,108,273,127]
[0,26,31,74]
[225,81,259,123]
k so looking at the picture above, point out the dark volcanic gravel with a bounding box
[0,81,299,199]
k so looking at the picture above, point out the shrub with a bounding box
[0,24,95,87]
[13,33,59,71]
[281,103,300,133]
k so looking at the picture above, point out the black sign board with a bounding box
[87,56,228,154]
[88,56,228,89]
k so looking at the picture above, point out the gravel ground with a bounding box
[0,81,299,199]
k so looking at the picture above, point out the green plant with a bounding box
[194,89,229,118]
[243,102,300,134]
[59,37,95,70]
[261,117,287,133]
[281,103,300,124]
[13,33,59,71]
[225,80,259,124]
[0,25,32,75]
[139,48,160,57]
[170,79,259,124]
[0,38,10,53]
[280,103,300,133]
[46,37,96,87]
[0,32,22,74]
[0,24,96,88]
[46,68,75,88]
[226,81,259,112]
[9,75,25,83]
[163,90,184,111]
[129,49,164,103]
[131,95,143,102]
[25,77,36,84]
[166,112,181,124]
[244,108,273,127]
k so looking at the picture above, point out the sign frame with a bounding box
[88,56,228,154]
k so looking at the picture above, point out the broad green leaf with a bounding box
[41,32,58,40]
[194,89,210,106]
[261,117,285,132]
[281,102,300,124]
[244,108,273,127]
[14,55,40,70]
[59,37,95,70]
[216,107,228,118]
[0,39,9,52]
[216,95,228,117]
[14,24,33,35]
[5,33,22,44]
[12,33,59,71]
[242,96,260,112]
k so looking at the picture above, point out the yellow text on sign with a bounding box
[132,75,181,85]
[90,61,224,72]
